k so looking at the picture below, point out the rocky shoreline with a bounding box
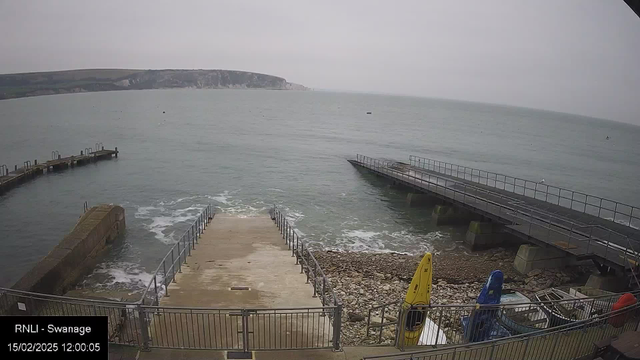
[314,247,593,345]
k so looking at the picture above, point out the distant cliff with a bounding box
[0,69,308,100]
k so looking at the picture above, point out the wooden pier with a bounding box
[0,146,118,196]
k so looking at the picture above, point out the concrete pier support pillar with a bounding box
[406,193,440,207]
[465,221,505,250]
[431,205,475,226]
[513,244,575,274]
[585,274,628,293]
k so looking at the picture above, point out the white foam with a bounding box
[605,217,640,230]
[343,230,380,241]
[332,228,438,254]
[209,191,232,205]
[136,202,204,244]
[135,206,162,218]
[89,262,158,292]
[205,191,270,217]
[266,188,285,192]
[159,196,199,206]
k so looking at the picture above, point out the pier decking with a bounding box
[146,214,332,350]
[0,146,118,196]
[161,215,319,308]
[350,155,640,273]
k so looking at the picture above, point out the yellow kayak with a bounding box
[402,253,433,346]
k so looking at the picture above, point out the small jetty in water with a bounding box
[0,144,118,196]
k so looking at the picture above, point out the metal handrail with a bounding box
[366,290,640,345]
[409,154,640,229]
[270,206,340,308]
[139,204,214,306]
[355,155,639,269]
[0,286,135,306]
[406,155,640,275]
[365,301,640,359]
[271,205,342,351]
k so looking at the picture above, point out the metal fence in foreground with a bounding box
[141,305,338,351]
[364,302,640,360]
[369,290,639,351]
[408,155,640,230]
[0,287,144,346]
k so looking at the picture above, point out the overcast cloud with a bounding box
[0,0,639,124]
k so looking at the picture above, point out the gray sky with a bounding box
[1,1,639,124]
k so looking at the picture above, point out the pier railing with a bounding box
[140,204,214,306]
[138,305,338,351]
[0,287,144,346]
[355,155,640,270]
[364,301,640,360]
[408,155,640,230]
[271,205,342,350]
[367,290,639,350]
[1,205,341,352]
[271,206,340,308]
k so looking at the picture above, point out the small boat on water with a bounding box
[498,291,549,334]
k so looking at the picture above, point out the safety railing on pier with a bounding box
[367,290,639,350]
[0,287,144,346]
[271,205,342,349]
[354,155,640,271]
[139,305,338,351]
[363,301,640,360]
[409,155,640,230]
[140,204,214,306]
[271,206,340,309]
[1,204,341,352]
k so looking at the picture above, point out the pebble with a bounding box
[313,249,592,346]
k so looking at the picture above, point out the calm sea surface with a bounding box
[1,89,639,292]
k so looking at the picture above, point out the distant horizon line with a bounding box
[1,67,635,127]
[315,88,638,128]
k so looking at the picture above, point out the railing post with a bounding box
[138,305,150,351]
[333,303,342,351]
[488,342,496,360]
[300,240,304,273]
[163,261,169,297]
[598,198,603,218]
[322,276,327,306]
[153,276,159,306]
[183,236,188,263]
[195,223,199,243]
[434,307,443,347]
[241,309,250,353]
[171,250,176,282]
[520,337,530,360]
